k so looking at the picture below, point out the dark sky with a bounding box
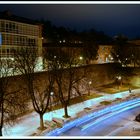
[0,4,140,38]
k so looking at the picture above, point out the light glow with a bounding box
[89,81,92,85]
[79,56,83,60]
[81,102,140,131]
[50,92,54,96]
[46,98,140,136]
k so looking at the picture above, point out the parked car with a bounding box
[135,114,140,122]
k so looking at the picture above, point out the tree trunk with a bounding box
[120,80,122,87]
[0,127,2,136]
[63,104,70,118]
[0,101,4,136]
[39,114,44,130]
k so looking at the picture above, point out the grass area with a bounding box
[47,93,102,112]
[100,101,112,105]
[97,83,140,94]
[70,93,102,105]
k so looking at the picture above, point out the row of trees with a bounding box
[111,35,140,88]
[38,19,112,44]
[40,19,140,68]
[0,58,28,136]
[0,46,96,136]
[40,19,140,67]
[112,35,140,67]
[2,32,140,137]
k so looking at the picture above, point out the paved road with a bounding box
[3,89,140,136]
[45,98,140,137]
[59,105,140,136]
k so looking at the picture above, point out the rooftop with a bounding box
[0,10,40,25]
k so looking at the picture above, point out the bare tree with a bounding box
[82,42,99,64]
[45,47,86,118]
[111,35,130,66]
[13,47,53,130]
[0,58,27,136]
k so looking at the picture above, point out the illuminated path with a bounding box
[3,89,140,136]
[46,98,140,136]
[59,106,140,136]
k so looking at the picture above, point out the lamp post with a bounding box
[79,56,83,66]
[50,91,54,109]
[116,75,122,89]
[50,91,54,96]
[79,56,83,60]
[79,56,83,61]
[88,81,92,96]
[118,76,122,87]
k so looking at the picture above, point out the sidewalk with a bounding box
[3,89,140,137]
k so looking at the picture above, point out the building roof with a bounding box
[0,10,40,25]
[43,42,85,48]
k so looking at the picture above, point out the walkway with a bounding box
[3,89,140,137]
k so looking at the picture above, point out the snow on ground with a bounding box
[3,89,140,137]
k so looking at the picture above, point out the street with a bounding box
[3,89,140,137]
[59,105,140,136]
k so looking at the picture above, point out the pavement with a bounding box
[58,100,140,137]
[2,88,140,137]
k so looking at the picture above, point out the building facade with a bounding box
[0,11,42,58]
[97,45,113,64]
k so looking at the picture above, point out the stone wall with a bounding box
[122,68,140,87]
[7,63,119,94]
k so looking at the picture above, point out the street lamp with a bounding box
[79,56,83,60]
[116,75,122,89]
[79,56,83,66]
[50,91,54,110]
[50,91,54,96]
[118,76,122,80]
[89,81,92,85]
[88,81,92,96]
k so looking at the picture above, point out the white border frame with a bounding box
[1,1,140,139]
[0,1,140,4]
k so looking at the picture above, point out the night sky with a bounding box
[0,4,140,38]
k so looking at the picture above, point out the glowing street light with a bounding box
[79,56,83,60]
[116,75,122,89]
[118,76,122,80]
[50,91,54,110]
[88,81,92,96]
[89,81,92,85]
[50,91,54,96]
